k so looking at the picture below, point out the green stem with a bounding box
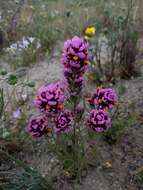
[73,99,78,176]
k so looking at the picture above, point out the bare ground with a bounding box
[24,48,143,190]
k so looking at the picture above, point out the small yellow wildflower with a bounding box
[85,26,96,37]
[103,161,112,169]
[84,35,89,41]
[64,170,71,177]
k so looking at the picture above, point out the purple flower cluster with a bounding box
[26,115,50,138]
[87,109,111,132]
[62,36,90,95]
[26,36,118,139]
[55,110,73,134]
[26,82,67,138]
[89,87,118,110]
[87,87,118,133]
[34,82,65,113]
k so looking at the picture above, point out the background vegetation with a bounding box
[0,0,143,189]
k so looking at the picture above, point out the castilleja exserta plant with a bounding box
[26,36,118,177]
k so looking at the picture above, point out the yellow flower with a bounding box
[73,56,78,61]
[103,161,112,168]
[84,60,90,65]
[64,170,71,177]
[85,26,96,37]
[84,35,89,41]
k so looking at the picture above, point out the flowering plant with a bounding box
[26,36,118,178]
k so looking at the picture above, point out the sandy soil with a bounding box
[1,42,143,190]
[25,46,143,190]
